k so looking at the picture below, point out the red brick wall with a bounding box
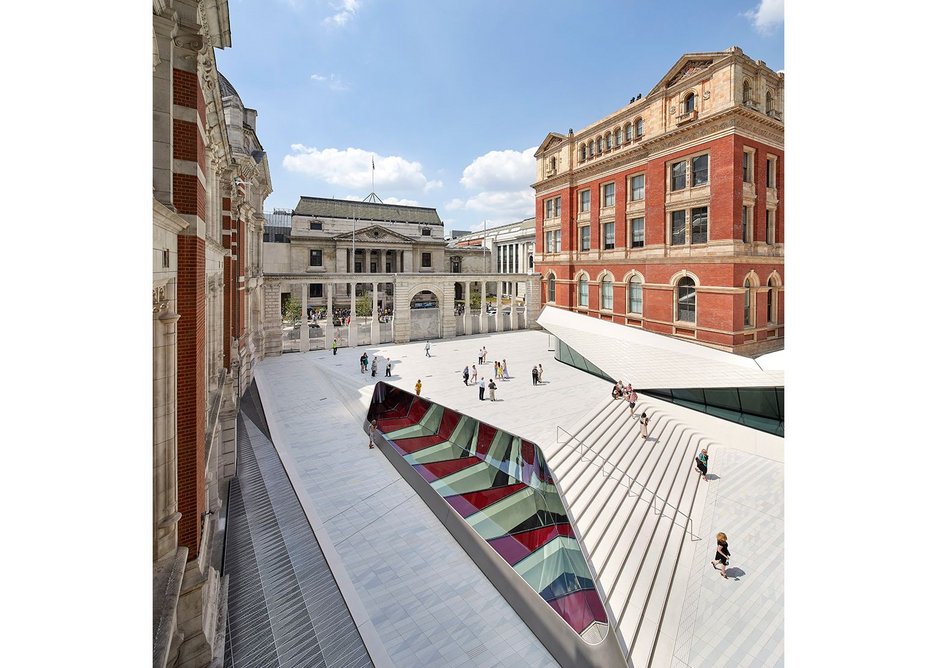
[176,235,206,555]
[172,120,197,162]
[173,68,197,108]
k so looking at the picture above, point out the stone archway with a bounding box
[408,288,441,341]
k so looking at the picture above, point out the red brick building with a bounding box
[533,47,783,355]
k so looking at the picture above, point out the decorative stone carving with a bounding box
[666,60,713,87]
[173,32,203,52]
[670,106,676,114]
[703,90,711,100]
[153,286,170,313]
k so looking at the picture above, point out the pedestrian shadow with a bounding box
[725,566,745,580]
[705,473,721,481]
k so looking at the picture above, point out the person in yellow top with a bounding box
[415,379,422,396]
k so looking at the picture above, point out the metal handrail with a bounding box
[556,425,699,541]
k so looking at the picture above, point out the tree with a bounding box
[281,296,301,323]
[356,294,372,317]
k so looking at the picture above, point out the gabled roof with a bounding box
[332,224,418,244]
[294,196,443,225]
[646,50,734,98]
[534,132,567,158]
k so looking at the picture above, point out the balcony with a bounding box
[675,109,698,125]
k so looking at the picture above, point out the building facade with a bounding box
[450,217,536,299]
[153,1,271,666]
[533,47,783,355]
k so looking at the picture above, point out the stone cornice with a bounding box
[153,198,189,234]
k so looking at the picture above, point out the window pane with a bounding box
[631,174,644,200]
[631,218,645,248]
[580,227,591,251]
[625,124,632,140]
[636,118,644,136]
[615,129,622,145]
[545,200,553,218]
[602,279,612,309]
[692,154,708,186]
[743,152,751,182]
[691,207,708,244]
[671,210,686,245]
[554,197,561,217]
[629,278,643,314]
[742,206,750,242]
[548,277,555,302]
[604,222,615,249]
[677,278,695,321]
[603,183,615,208]
[671,161,686,191]
[579,279,588,306]
[580,190,590,212]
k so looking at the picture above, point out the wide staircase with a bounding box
[544,396,710,668]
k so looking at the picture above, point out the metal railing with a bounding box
[556,425,699,541]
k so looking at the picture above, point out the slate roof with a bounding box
[294,197,443,225]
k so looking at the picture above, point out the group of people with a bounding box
[456,347,509,402]
[359,351,392,378]
[531,363,545,385]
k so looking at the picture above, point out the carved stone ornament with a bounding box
[703,90,711,100]
[666,60,713,87]
[670,106,676,114]
[153,286,170,313]
[173,32,203,52]
[370,229,382,238]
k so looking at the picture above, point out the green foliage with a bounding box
[356,294,372,317]
[282,296,301,323]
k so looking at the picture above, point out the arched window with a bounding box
[625,123,633,141]
[550,156,556,171]
[595,136,603,154]
[628,276,643,315]
[579,144,586,161]
[767,276,780,323]
[547,274,556,303]
[743,278,753,327]
[615,127,622,146]
[676,277,696,323]
[684,92,695,113]
[743,79,752,104]
[766,90,774,113]
[635,118,644,137]
[588,141,594,158]
[601,275,613,310]
[605,133,612,151]
[578,276,589,307]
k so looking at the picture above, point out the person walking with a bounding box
[711,532,731,579]
[470,365,477,384]
[478,348,484,365]
[359,353,366,374]
[538,364,544,383]
[482,347,488,364]
[425,341,431,357]
[477,376,486,401]
[494,361,501,380]
[371,355,380,378]
[501,359,509,379]
[532,365,539,385]
[368,420,378,449]
[695,448,709,481]
[332,338,338,355]
[628,389,638,418]
[462,365,470,385]
[385,360,392,377]
[488,378,497,401]
[639,412,650,440]
[415,379,423,396]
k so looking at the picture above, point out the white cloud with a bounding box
[459,147,537,191]
[310,73,349,91]
[744,0,784,35]
[383,197,421,206]
[323,0,360,27]
[283,145,439,193]
[446,189,534,221]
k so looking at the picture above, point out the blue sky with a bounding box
[217,0,783,233]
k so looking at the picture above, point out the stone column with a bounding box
[299,283,309,351]
[480,280,489,334]
[349,281,358,347]
[325,282,334,346]
[371,281,380,344]
[463,280,470,335]
[442,280,456,339]
[510,280,518,331]
[496,280,503,332]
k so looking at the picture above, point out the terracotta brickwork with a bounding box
[175,234,206,554]
[534,48,784,355]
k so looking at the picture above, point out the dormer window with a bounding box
[421,228,432,236]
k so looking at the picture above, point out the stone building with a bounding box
[533,47,783,355]
[450,217,537,299]
[152,1,271,666]
[261,199,539,353]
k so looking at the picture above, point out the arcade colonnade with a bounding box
[262,272,542,354]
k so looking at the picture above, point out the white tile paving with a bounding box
[253,328,783,668]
